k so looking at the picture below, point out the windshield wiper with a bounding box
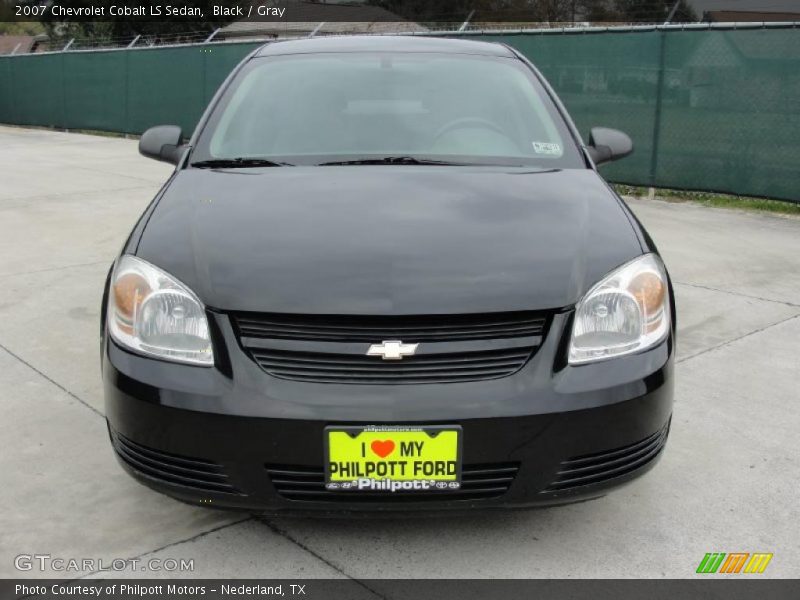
[317,156,467,166]
[191,158,293,168]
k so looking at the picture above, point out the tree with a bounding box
[613,0,697,23]
[369,1,579,23]
[578,0,619,21]
[0,21,44,36]
[369,0,699,24]
[574,0,697,23]
[0,0,44,34]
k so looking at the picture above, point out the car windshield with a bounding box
[191,52,583,168]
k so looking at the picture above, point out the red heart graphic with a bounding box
[371,440,395,459]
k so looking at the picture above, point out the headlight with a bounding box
[107,255,213,366]
[569,254,670,364]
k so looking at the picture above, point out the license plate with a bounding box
[324,425,462,492]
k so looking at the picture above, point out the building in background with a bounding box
[704,10,800,22]
[687,0,800,21]
[0,34,47,55]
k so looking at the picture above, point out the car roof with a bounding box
[255,35,516,58]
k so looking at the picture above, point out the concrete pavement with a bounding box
[1,125,798,581]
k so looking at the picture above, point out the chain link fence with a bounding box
[0,23,798,202]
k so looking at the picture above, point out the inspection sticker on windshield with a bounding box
[325,425,462,492]
[532,141,562,156]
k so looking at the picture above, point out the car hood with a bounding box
[136,166,643,314]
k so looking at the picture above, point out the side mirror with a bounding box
[139,125,185,164]
[586,127,633,166]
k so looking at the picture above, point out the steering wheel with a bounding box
[432,117,508,142]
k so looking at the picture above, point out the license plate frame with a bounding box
[324,425,462,492]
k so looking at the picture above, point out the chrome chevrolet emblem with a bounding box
[366,340,419,360]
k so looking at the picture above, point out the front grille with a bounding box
[112,432,241,495]
[232,311,549,384]
[543,424,670,493]
[266,463,519,502]
[249,346,533,384]
[233,311,546,342]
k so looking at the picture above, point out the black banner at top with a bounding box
[1,0,701,24]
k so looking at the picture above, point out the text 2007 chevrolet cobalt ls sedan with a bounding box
[102,36,674,513]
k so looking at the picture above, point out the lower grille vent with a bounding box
[266,462,519,502]
[544,424,669,492]
[112,432,241,494]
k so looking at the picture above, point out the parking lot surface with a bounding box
[1,125,798,580]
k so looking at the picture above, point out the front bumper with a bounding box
[103,311,674,514]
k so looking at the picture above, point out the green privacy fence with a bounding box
[0,42,263,136]
[475,25,800,202]
[1,25,799,202]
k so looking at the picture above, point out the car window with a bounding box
[193,52,584,168]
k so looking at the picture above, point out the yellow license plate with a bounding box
[325,425,462,492]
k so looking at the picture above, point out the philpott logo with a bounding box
[696,552,773,574]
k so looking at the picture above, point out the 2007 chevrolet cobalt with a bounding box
[102,36,674,513]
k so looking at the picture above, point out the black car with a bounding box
[102,36,674,513]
